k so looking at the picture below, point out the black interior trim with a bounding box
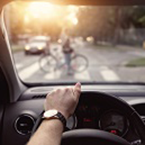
[23,81,145,88]
[19,85,145,100]
[0,105,5,145]
[0,66,9,103]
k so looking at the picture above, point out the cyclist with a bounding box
[44,38,51,55]
[61,29,74,75]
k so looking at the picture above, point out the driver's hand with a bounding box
[44,82,81,119]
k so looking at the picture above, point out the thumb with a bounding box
[73,82,81,98]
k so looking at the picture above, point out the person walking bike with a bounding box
[62,37,74,75]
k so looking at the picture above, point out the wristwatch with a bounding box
[42,109,66,127]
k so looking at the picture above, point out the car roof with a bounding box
[29,36,50,41]
[1,0,145,9]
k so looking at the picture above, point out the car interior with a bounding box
[1,0,145,145]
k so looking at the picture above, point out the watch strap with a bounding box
[55,112,66,127]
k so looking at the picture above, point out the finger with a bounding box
[73,82,81,98]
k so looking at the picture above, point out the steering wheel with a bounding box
[32,91,145,145]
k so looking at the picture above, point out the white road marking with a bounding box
[16,64,23,69]
[19,62,40,80]
[44,70,61,80]
[100,66,120,81]
[99,66,109,70]
[74,70,91,81]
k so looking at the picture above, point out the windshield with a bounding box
[3,2,145,83]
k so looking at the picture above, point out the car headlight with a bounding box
[38,46,43,50]
[25,46,30,50]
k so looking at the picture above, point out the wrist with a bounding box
[41,119,63,132]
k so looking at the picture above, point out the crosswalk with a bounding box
[19,62,40,80]
[99,66,120,81]
[44,70,61,80]
[16,64,23,69]
[16,61,120,82]
[14,41,123,82]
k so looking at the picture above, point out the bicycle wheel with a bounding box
[39,55,57,73]
[71,54,88,73]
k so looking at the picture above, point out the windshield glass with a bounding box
[3,2,145,83]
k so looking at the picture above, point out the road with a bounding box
[13,41,145,83]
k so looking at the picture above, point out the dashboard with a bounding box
[1,86,145,145]
[66,95,140,144]
[74,107,129,137]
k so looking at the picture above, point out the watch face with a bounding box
[44,110,58,118]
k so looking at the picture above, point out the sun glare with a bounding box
[26,2,55,18]
[24,2,79,27]
[72,17,78,25]
[7,1,79,35]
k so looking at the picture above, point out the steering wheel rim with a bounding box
[31,91,145,145]
[62,129,130,145]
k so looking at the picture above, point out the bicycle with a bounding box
[39,47,89,73]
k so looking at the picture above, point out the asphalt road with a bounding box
[13,41,145,83]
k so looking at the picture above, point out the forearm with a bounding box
[27,119,63,145]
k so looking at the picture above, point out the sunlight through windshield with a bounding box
[3,2,145,83]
